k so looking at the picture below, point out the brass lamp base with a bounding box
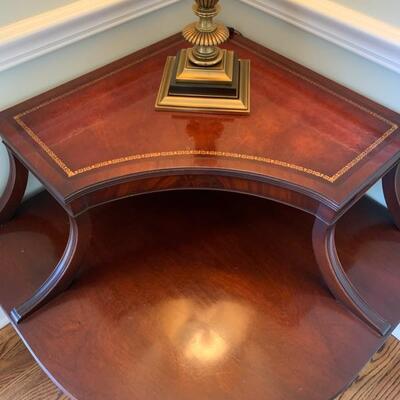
[176,49,234,84]
[155,0,250,115]
[155,50,250,115]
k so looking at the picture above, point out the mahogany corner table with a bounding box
[0,33,399,340]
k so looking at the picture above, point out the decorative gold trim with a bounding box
[12,39,399,183]
[155,57,250,113]
[67,150,335,180]
[14,117,74,177]
[235,40,396,131]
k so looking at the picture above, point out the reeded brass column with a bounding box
[183,0,229,66]
[155,0,250,114]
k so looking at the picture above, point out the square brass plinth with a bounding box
[155,56,250,115]
[176,49,235,84]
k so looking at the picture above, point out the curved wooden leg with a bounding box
[0,147,28,224]
[10,213,90,323]
[312,218,391,336]
[383,163,400,230]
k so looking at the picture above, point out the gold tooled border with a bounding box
[13,41,399,182]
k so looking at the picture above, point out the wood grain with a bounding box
[0,147,28,224]
[0,33,399,400]
[383,163,400,230]
[0,34,399,216]
[0,325,67,400]
[0,33,399,338]
[312,219,391,336]
[0,191,399,400]
[1,324,399,400]
[337,337,400,400]
[10,212,91,323]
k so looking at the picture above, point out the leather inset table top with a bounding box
[1,34,399,210]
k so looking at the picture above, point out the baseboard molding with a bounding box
[0,308,9,330]
[394,325,400,340]
[239,0,400,73]
[1,0,399,74]
[0,0,181,72]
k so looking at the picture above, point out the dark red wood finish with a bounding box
[10,212,91,323]
[383,164,400,230]
[0,191,399,400]
[312,219,391,335]
[0,34,399,332]
[0,147,28,224]
[0,34,399,218]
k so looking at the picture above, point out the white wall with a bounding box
[0,0,77,27]
[332,0,400,28]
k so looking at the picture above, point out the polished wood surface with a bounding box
[0,33,399,394]
[10,212,91,323]
[2,325,400,400]
[0,147,28,224]
[383,163,400,230]
[1,33,399,331]
[312,219,390,335]
[0,191,399,400]
[0,34,399,218]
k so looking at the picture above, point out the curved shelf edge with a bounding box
[64,170,339,223]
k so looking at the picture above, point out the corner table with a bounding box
[0,33,399,338]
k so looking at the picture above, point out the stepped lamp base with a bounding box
[155,49,250,115]
[176,49,235,84]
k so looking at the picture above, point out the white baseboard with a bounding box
[393,325,400,340]
[0,308,9,330]
[0,0,182,72]
[2,0,400,75]
[239,0,400,73]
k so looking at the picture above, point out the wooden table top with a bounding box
[0,34,399,214]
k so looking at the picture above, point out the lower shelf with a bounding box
[0,191,399,400]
